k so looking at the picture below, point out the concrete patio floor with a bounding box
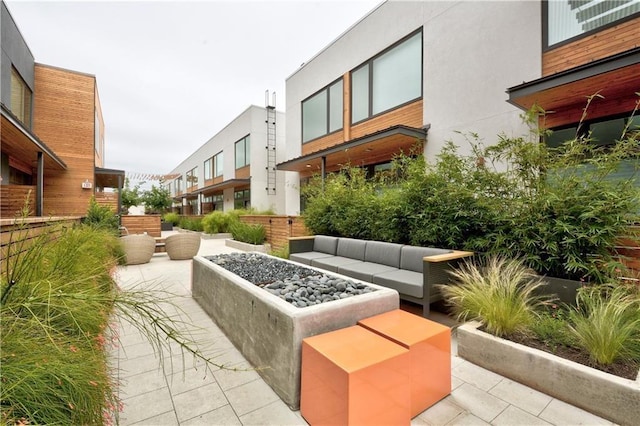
[111,232,614,425]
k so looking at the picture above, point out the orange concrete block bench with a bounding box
[301,325,411,425]
[358,309,451,417]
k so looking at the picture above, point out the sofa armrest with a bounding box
[288,236,315,254]
[421,251,474,317]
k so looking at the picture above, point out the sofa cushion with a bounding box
[311,256,362,273]
[335,238,367,260]
[313,235,339,255]
[290,252,335,265]
[338,262,398,282]
[372,269,423,299]
[364,241,403,268]
[400,246,452,273]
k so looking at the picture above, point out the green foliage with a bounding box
[567,285,640,365]
[270,244,290,259]
[178,217,203,232]
[301,105,640,282]
[439,257,552,337]
[83,197,119,234]
[202,211,234,234]
[163,212,180,226]
[140,185,172,214]
[0,221,224,424]
[230,221,267,245]
[528,306,575,351]
[120,178,141,213]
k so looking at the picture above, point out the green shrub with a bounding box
[230,222,266,245]
[270,245,290,259]
[202,211,233,234]
[83,197,119,234]
[178,217,203,232]
[163,212,180,226]
[568,285,640,365]
[439,256,552,337]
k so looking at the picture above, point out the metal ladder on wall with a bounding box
[265,91,277,195]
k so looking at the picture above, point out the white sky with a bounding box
[6,0,380,184]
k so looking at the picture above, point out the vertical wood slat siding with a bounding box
[302,100,424,156]
[543,16,640,76]
[120,215,161,237]
[33,65,96,216]
[1,217,81,265]
[0,185,36,218]
[238,215,310,252]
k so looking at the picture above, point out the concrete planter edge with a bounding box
[457,321,640,426]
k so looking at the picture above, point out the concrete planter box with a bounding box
[457,321,640,426]
[224,238,270,253]
[201,232,232,240]
[192,255,399,409]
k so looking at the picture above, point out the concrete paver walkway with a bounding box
[111,233,614,425]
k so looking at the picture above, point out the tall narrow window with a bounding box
[186,167,198,188]
[214,152,224,177]
[10,67,32,128]
[204,158,212,180]
[235,136,250,169]
[302,78,343,143]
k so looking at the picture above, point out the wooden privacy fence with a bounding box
[238,215,310,252]
[1,216,82,268]
[120,215,161,237]
[1,185,36,218]
[94,192,119,213]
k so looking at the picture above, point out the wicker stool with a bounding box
[121,234,156,265]
[165,233,201,260]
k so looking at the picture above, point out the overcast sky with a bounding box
[6,0,380,184]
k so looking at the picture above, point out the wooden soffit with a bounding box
[192,178,251,197]
[95,167,125,189]
[507,48,640,127]
[1,104,67,171]
[276,125,428,174]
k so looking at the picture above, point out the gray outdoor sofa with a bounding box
[288,235,473,317]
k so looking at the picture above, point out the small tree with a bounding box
[120,178,141,214]
[141,185,172,214]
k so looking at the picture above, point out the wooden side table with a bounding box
[301,325,411,425]
[358,309,451,417]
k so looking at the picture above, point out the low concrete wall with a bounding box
[224,239,270,253]
[192,255,399,409]
[457,322,640,426]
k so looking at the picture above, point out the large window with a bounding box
[545,0,640,47]
[175,176,183,193]
[351,31,422,124]
[234,189,250,209]
[235,136,250,169]
[186,167,198,188]
[302,79,344,143]
[10,67,32,128]
[204,152,223,180]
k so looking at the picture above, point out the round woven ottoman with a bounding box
[121,234,156,265]
[165,233,201,260]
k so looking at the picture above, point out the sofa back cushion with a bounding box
[400,246,452,272]
[336,238,367,261]
[313,235,339,255]
[364,241,403,268]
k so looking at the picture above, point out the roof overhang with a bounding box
[95,167,125,188]
[184,178,251,197]
[507,47,640,127]
[276,124,428,173]
[1,104,67,171]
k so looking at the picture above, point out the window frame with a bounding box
[214,151,224,177]
[301,77,344,144]
[204,158,212,180]
[235,135,251,169]
[186,167,198,188]
[10,67,32,128]
[350,29,423,125]
[542,0,640,51]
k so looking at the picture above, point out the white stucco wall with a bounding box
[285,0,543,213]
[165,105,293,214]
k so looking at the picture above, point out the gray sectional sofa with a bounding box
[288,235,473,317]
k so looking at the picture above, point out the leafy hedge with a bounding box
[302,112,640,283]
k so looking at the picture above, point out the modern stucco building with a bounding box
[165,105,292,214]
[1,1,123,218]
[278,0,640,214]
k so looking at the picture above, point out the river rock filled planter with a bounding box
[191,254,399,409]
[457,321,640,426]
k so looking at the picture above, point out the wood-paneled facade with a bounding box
[508,9,640,130]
